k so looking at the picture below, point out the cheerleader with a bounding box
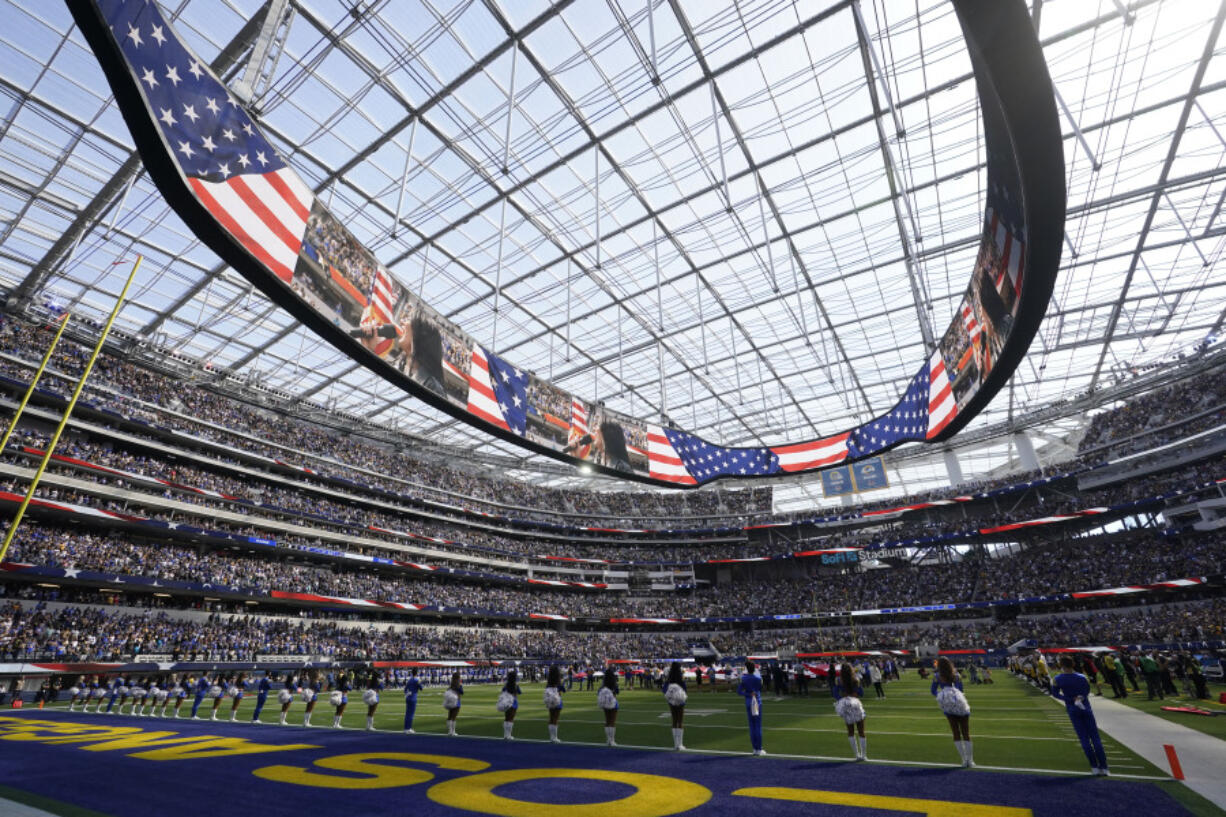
[153,676,172,717]
[67,677,87,711]
[330,671,352,729]
[496,669,521,740]
[171,675,188,718]
[251,673,272,724]
[227,673,248,722]
[543,665,564,743]
[208,674,227,721]
[104,676,124,714]
[85,676,105,712]
[443,672,463,736]
[129,678,147,716]
[302,671,321,727]
[362,672,382,731]
[932,657,973,768]
[276,674,295,725]
[1051,656,1109,775]
[113,678,132,715]
[597,669,619,746]
[190,673,210,719]
[833,663,868,761]
[663,662,688,751]
[403,668,422,734]
[736,660,765,756]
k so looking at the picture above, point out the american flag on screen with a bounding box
[567,398,591,459]
[771,431,850,473]
[98,0,312,284]
[466,347,528,436]
[846,365,931,458]
[646,424,697,485]
[362,267,399,356]
[659,428,779,480]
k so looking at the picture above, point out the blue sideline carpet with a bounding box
[0,709,1197,817]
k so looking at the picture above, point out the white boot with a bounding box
[279,712,287,725]
[605,726,616,746]
[333,715,342,729]
[447,720,456,736]
[503,721,513,740]
[963,740,974,768]
[548,724,559,743]
[673,728,685,751]
[366,716,374,731]
[210,710,218,721]
[849,736,859,758]
[858,736,867,761]
[303,713,312,727]
[230,711,237,722]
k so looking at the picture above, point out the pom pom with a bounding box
[542,687,562,710]
[834,696,866,725]
[664,684,688,707]
[495,691,515,712]
[936,686,971,717]
[227,686,241,699]
[209,685,223,699]
[442,689,460,710]
[329,690,344,707]
[597,687,617,710]
[69,687,80,697]
[300,688,316,704]
[362,689,379,706]
[154,689,168,702]
[278,689,293,705]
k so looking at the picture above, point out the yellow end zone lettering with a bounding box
[254,752,490,790]
[427,768,712,817]
[0,717,318,760]
[734,787,1033,817]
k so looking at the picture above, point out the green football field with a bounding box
[50,672,1226,817]
[57,673,1169,772]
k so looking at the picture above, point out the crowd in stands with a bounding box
[1079,371,1226,456]
[3,595,1223,664]
[5,520,1224,619]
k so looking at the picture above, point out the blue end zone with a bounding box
[0,710,1195,817]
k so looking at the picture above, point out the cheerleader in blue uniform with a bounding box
[543,665,564,743]
[276,673,295,725]
[171,675,189,718]
[932,657,973,767]
[190,674,210,719]
[67,676,88,711]
[443,672,464,736]
[363,671,383,731]
[597,669,619,746]
[129,677,148,716]
[833,662,868,760]
[152,676,171,717]
[208,674,227,721]
[736,661,765,755]
[108,677,128,715]
[302,670,321,727]
[85,676,105,712]
[331,671,351,729]
[403,669,422,734]
[251,673,272,724]
[497,669,521,740]
[663,662,688,751]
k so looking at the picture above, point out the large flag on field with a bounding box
[97,0,313,284]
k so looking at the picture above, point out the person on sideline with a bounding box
[932,657,973,768]
[497,669,521,740]
[597,669,620,746]
[833,662,868,760]
[1051,655,1109,776]
[544,665,564,743]
[363,671,383,731]
[663,662,688,750]
[443,672,463,736]
[403,669,422,734]
[252,673,273,724]
[736,660,765,756]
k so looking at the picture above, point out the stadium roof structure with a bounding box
[1,0,1224,504]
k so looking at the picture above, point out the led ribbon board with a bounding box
[68,0,1064,488]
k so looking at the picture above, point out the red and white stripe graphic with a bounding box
[188,167,312,284]
[608,617,683,625]
[1071,577,1205,599]
[771,432,850,473]
[961,301,982,342]
[527,578,609,589]
[529,613,571,621]
[927,350,956,439]
[979,508,1108,534]
[466,347,510,431]
[646,424,697,485]
[270,590,426,610]
[363,266,399,356]
[567,399,591,460]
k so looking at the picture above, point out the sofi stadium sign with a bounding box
[67,0,1064,487]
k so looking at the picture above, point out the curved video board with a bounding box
[68,0,1064,487]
